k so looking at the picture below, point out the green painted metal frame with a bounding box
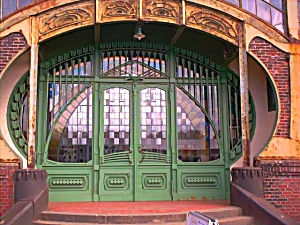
[8,41,258,202]
[7,73,29,158]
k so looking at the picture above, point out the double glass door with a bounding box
[98,81,172,201]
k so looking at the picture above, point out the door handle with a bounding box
[138,147,145,163]
[127,150,133,164]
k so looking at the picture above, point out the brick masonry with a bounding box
[0,33,27,216]
[0,162,20,216]
[0,32,28,74]
[249,37,290,138]
[257,160,300,222]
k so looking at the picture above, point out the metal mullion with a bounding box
[211,71,215,120]
[205,68,210,112]
[153,52,157,73]
[199,65,204,104]
[120,50,123,68]
[64,62,69,104]
[100,52,105,75]
[262,0,283,12]
[193,63,197,101]
[142,51,145,76]
[59,65,63,110]
[159,53,163,76]
[217,74,221,132]
[51,68,56,125]
[187,60,192,93]
[181,58,186,87]
[175,56,179,82]
[227,84,234,148]
[124,51,128,75]
[107,51,111,74]
[113,51,116,76]
[234,90,240,142]
[83,56,88,86]
[130,50,134,75]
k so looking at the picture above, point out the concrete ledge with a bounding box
[230,182,298,225]
[1,201,33,225]
[231,167,263,197]
[1,169,48,225]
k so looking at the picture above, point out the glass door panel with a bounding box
[140,88,167,154]
[103,88,130,154]
[99,84,172,201]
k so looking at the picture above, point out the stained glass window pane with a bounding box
[177,88,220,162]
[140,88,167,154]
[104,88,130,154]
[57,88,93,163]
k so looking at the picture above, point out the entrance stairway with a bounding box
[33,201,255,225]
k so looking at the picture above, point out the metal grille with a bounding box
[100,42,167,77]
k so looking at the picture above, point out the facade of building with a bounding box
[0,0,299,222]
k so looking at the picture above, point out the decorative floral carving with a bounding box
[102,0,137,17]
[39,4,93,35]
[144,0,180,20]
[186,5,238,42]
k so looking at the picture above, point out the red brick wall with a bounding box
[249,37,290,138]
[258,160,300,222]
[0,32,28,74]
[0,163,20,216]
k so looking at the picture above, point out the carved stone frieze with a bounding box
[143,0,181,23]
[99,0,137,22]
[38,2,94,38]
[186,4,238,44]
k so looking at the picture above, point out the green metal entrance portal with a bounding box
[8,42,255,202]
[99,84,172,201]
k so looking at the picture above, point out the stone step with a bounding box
[218,216,254,225]
[200,206,243,219]
[33,206,253,225]
[37,212,187,224]
[33,221,185,225]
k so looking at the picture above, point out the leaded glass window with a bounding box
[140,88,167,154]
[103,88,130,154]
[177,88,220,162]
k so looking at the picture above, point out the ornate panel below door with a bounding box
[99,167,134,201]
[181,173,220,189]
[137,166,172,201]
[104,173,130,190]
[45,166,94,202]
[176,165,227,201]
[141,173,166,190]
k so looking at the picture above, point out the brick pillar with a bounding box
[0,162,20,216]
[257,160,300,222]
[0,32,28,74]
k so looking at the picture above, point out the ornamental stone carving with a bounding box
[102,0,137,17]
[186,4,238,44]
[38,2,94,39]
[99,0,137,21]
[143,0,181,23]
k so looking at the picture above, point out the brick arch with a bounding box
[249,37,290,138]
[0,32,28,74]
